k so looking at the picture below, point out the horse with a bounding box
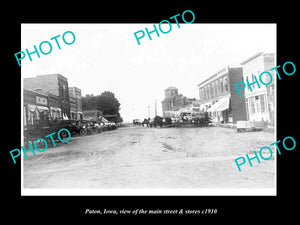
[152,116,173,128]
[142,118,149,127]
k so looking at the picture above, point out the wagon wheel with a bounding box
[80,128,87,136]
[59,130,69,138]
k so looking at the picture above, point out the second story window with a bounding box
[220,78,224,93]
[214,81,217,96]
[251,74,255,90]
[224,77,228,92]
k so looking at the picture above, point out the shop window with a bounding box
[251,74,256,90]
[214,81,217,96]
[207,86,210,99]
[256,101,260,113]
[199,89,201,100]
[250,97,255,114]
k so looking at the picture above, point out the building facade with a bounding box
[48,92,61,119]
[240,52,275,124]
[69,86,83,119]
[23,89,50,126]
[161,86,195,117]
[69,96,77,119]
[197,66,247,123]
[23,74,83,124]
[24,74,71,119]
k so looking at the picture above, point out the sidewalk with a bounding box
[210,122,236,129]
[210,122,275,133]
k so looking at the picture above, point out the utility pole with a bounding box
[148,105,150,118]
[154,99,157,116]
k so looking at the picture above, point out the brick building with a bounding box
[69,87,83,119]
[197,66,247,123]
[240,52,275,124]
[161,86,195,117]
[48,92,61,119]
[69,96,77,119]
[24,74,71,119]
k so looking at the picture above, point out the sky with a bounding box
[21,23,276,122]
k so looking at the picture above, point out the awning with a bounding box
[192,107,200,112]
[100,116,109,123]
[207,97,230,112]
[36,105,49,112]
[62,113,69,120]
[27,104,37,112]
[50,107,61,111]
[199,104,206,111]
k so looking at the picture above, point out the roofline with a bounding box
[36,73,68,81]
[240,52,264,65]
[164,86,178,91]
[197,67,228,87]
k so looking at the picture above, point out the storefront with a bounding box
[24,104,50,125]
[36,105,50,123]
[50,107,62,120]
[207,97,232,123]
[70,111,77,119]
[78,112,83,120]
[245,93,269,122]
[24,104,37,125]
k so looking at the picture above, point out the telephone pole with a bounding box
[154,99,157,116]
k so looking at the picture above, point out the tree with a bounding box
[96,91,120,115]
[82,95,97,110]
[82,91,122,123]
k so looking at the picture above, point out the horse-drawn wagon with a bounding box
[151,112,211,128]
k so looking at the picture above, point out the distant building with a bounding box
[240,52,275,124]
[161,86,195,117]
[197,66,247,123]
[82,110,103,121]
[48,92,61,120]
[69,87,83,119]
[69,96,77,119]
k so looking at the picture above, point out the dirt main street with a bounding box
[23,126,275,189]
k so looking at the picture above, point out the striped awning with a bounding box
[36,105,49,112]
[207,97,230,112]
[50,107,61,112]
[27,104,37,112]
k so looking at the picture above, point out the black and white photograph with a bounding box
[4,3,299,221]
[20,23,277,195]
